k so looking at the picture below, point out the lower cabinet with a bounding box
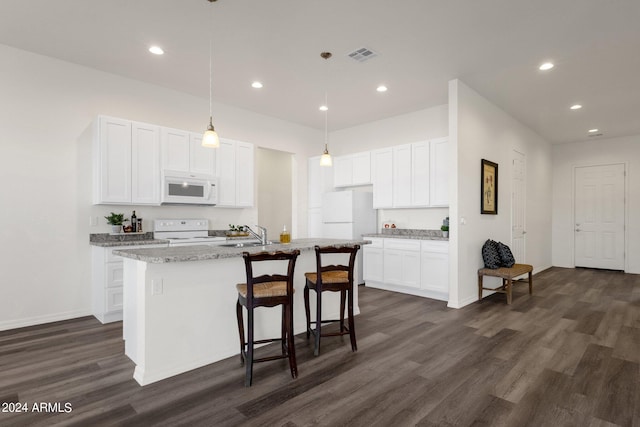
[364,238,449,301]
[92,244,167,323]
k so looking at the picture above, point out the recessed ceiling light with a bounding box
[570,104,583,110]
[588,128,599,133]
[376,85,388,92]
[149,46,164,55]
[539,62,554,71]
[319,105,328,111]
[251,81,263,89]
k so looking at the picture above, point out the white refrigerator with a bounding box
[322,191,377,284]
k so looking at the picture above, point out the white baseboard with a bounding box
[0,309,93,332]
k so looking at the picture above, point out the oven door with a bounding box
[161,172,218,205]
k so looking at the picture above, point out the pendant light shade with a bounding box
[320,144,332,167]
[202,0,220,148]
[319,51,332,167]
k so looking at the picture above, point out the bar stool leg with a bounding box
[347,286,357,352]
[286,302,297,378]
[246,308,254,387]
[236,300,245,365]
[339,289,346,333]
[314,290,322,356]
[304,284,311,339]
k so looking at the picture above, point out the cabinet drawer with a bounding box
[421,240,449,254]
[366,237,384,248]
[106,288,124,312]
[384,238,421,251]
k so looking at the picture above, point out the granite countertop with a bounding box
[89,232,169,247]
[112,238,371,264]
[363,228,448,241]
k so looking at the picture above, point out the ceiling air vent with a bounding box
[347,47,378,63]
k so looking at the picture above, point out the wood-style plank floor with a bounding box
[1,267,639,426]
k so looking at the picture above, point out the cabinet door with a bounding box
[411,141,429,207]
[333,155,352,187]
[161,127,190,173]
[216,138,236,206]
[189,133,216,177]
[372,148,393,208]
[352,151,371,185]
[383,249,403,285]
[96,117,132,204]
[430,137,449,206]
[393,144,412,207]
[235,141,254,207]
[421,251,449,293]
[308,207,323,238]
[131,122,160,205]
[363,247,384,282]
[401,251,421,288]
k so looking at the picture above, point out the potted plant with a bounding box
[105,212,125,234]
[440,225,449,238]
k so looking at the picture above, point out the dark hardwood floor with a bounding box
[1,267,639,426]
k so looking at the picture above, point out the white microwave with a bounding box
[161,171,218,205]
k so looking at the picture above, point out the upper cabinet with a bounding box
[429,137,449,206]
[216,138,254,208]
[371,138,448,209]
[93,116,160,205]
[161,128,216,177]
[333,151,371,187]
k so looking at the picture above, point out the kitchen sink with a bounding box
[216,241,274,248]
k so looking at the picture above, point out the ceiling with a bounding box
[1,0,639,144]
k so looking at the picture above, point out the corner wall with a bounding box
[448,80,553,308]
[552,135,640,273]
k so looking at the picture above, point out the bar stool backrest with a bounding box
[242,250,300,304]
[313,245,360,287]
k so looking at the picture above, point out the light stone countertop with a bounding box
[363,228,448,241]
[112,238,370,264]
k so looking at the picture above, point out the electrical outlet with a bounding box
[89,216,98,227]
[152,279,163,295]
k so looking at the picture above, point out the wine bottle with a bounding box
[131,211,137,232]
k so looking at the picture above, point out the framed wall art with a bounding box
[481,159,498,214]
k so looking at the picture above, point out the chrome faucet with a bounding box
[242,225,268,245]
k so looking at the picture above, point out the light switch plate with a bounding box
[152,279,163,295]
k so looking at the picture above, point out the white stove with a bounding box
[154,219,227,247]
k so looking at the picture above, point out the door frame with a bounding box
[571,162,628,271]
[511,149,526,264]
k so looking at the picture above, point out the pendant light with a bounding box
[319,51,333,167]
[202,0,220,148]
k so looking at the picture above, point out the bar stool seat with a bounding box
[235,250,300,387]
[304,245,360,356]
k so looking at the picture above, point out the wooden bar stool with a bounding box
[304,245,360,356]
[477,263,533,304]
[235,249,300,387]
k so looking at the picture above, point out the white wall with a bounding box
[0,44,321,330]
[448,80,553,308]
[257,147,293,240]
[329,105,450,230]
[552,135,640,273]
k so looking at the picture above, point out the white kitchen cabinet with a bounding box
[364,237,449,301]
[383,239,421,288]
[429,137,449,206]
[363,238,384,283]
[392,144,413,207]
[216,138,254,207]
[421,240,449,297]
[411,141,430,207]
[131,122,161,204]
[93,116,161,205]
[92,243,167,324]
[161,128,216,177]
[308,207,323,238]
[372,148,393,208]
[334,151,371,188]
[308,156,333,208]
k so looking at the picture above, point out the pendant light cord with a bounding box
[209,4,214,121]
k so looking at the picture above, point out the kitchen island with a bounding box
[113,238,368,386]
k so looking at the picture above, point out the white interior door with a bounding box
[574,164,625,270]
[511,150,526,263]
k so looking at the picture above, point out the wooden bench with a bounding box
[477,263,533,304]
